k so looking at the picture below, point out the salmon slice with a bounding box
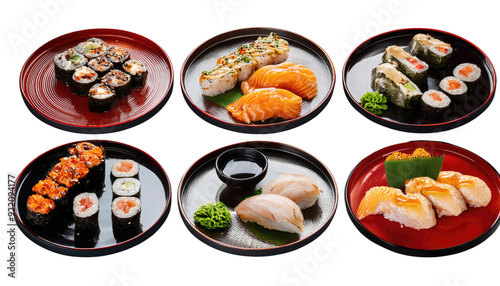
[356,186,436,229]
[241,62,318,99]
[226,88,302,124]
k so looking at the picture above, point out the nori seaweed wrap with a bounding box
[53,49,88,84]
[382,45,429,86]
[71,66,98,96]
[122,60,148,88]
[101,69,132,98]
[26,194,56,226]
[409,34,452,69]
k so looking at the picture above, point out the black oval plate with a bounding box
[181,27,335,134]
[14,140,171,257]
[178,141,338,256]
[343,28,497,133]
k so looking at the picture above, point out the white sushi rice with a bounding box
[112,178,141,197]
[53,49,88,70]
[72,66,98,83]
[422,90,451,108]
[199,66,237,96]
[439,76,467,95]
[112,197,141,219]
[73,192,99,218]
[453,63,481,83]
[111,159,139,178]
[89,83,115,99]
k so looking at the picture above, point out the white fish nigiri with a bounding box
[437,171,491,207]
[235,194,303,234]
[262,173,321,209]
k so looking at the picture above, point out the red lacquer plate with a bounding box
[345,141,500,256]
[19,29,174,134]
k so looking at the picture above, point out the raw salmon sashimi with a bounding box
[241,62,318,100]
[226,88,302,124]
[356,186,436,230]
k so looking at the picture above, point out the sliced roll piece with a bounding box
[382,45,429,86]
[73,192,99,231]
[199,65,237,96]
[409,34,452,69]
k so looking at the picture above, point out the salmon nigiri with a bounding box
[241,62,318,100]
[405,177,467,217]
[356,186,436,229]
[437,171,491,207]
[226,88,302,124]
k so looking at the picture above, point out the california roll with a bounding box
[53,49,87,84]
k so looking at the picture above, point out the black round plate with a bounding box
[178,141,338,256]
[343,28,497,133]
[14,140,171,257]
[181,27,335,134]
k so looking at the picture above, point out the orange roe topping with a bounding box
[27,195,55,214]
[117,199,137,214]
[48,156,89,188]
[32,177,68,200]
[385,148,432,162]
[459,66,474,77]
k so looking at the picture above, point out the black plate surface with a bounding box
[14,140,171,256]
[181,27,335,134]
[343,28,496,133]
[178,141,338,256]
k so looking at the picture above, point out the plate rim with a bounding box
[342,27,497,133]
[180,27,336,134]
[344,140,500,257]
[13,139,172,257]
[19,28,175,134]
[177,140,339,256]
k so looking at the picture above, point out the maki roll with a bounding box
[68,142,106,192]
[73,192,99,231]
[382,45,429,86]
[71,66,98,96]
[101,70,132,98]
[409,34,452,69]
[236,43,276,69]
[107,46,130,68]
[32,176,69,207]
[199,66,237,96]
[111,196,141,229]
[88,83,117,113]
[26,194,56,226]
[122,60,148,88]
[48,156,89,193]
[253,32,290,64]
[453,63,481,88]
[75,37,107,59]
[87,56,114,77]
[371,63,422,109]
[111,159,139,180]
[112,178,141,198]
[217,53,258,82]
[439,76,468,102]
[421,89,451,120]
[53,49,88,84]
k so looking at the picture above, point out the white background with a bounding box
[2,0,500,285]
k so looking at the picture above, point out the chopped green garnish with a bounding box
[360,91,388,115]
[194,202,231,230]
[404,82,416,92]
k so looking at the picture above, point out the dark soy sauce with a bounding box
[223,158,263,179]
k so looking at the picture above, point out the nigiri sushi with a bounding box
[199,65,237,96]
[437,171,491,207]
[405,177,467,217]
[254,32,289,64]
[262,173,321,209]
[226,88,302,124]
[217,53,257,82]
[241,62,318,100]
[235,194,303,233]
[356,186,436,230]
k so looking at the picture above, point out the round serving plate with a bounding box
[343,28,496,133]
[181,27,335,134]
[345,140,500,256]
[19,28,174,134]
[178,141,338,256]
[14,140,171,256]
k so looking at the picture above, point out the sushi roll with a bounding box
[101,69,132,98]
[53,48,88,84]
[71,66,98,96]
[112,178,141,198]
[73,192,99,231]
[88,83,117,113]
[75,37,107,59]
[68,142,106,193]
[439,76,467,102]
[111,159,139,180]
[26,194,56,226]
[107,46,130,68]
[48,156,89,193]
[199,65,237,97]
[254,32,289,64]
[409,34,452,69]
[87,56,114,77]
[236,43,275,69]
[421,89,451,119]
[32,176,69,207]
[217,53,257,82]
[453,63,481,88]
[371,63,422,109]
[111,196,141,229]
[382,45,429,86]
[122,60,148,88]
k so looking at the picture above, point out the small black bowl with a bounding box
[215,147,268,189]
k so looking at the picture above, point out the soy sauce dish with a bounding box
[215,147,268,189]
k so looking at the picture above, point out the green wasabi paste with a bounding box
[194,202,231,230]
[360,91,388,115]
